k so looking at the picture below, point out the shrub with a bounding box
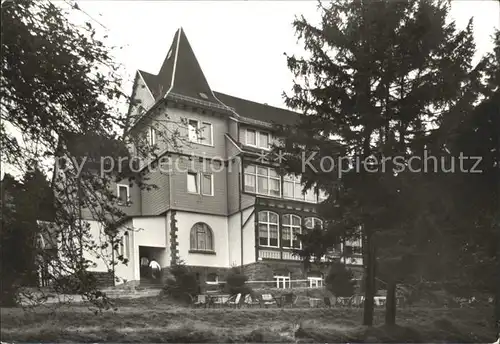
[224,267,252,296]
[325,262,355,297]
[161,261,198,303]
[52,271,98,294]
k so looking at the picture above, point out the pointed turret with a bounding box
[139,28,218,103]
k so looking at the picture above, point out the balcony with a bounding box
[258,249,280,260]
[258,248,363,265]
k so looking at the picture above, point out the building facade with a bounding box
[81,28,363,289]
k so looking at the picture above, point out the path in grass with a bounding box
[1,298,496,343]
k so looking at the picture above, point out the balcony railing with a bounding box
[258,249,280,260]
[259,248,363,265]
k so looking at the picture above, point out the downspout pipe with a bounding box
[239,155,243,269]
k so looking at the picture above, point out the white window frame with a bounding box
[245,129,257,147]
[188,119,213,146]
[245,128,271,150]
[244,165,281,197]
[147,127,156,146]
[282,214,302,249]
[258,211,279,248]
[283,174,305,201]
[187,172,214,196]
[283,174,322,203]
[116,184,130,205]
[201,173,214,196]
[308,277,323,288]
[187,172,199,194]
[305,217,323,230]
[275,275,291,289]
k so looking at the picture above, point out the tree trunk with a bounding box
[385,280,397,326]
[363,231,375,326]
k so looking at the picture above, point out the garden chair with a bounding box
[351,295,364,308]
[193,294,207,308]
[323,296,332,308]
[227,293,242,308]
[212,294,230,308]
[260,293,277,308]
[336,296,351,307]
[309,297,321,308]
[244,294,261,308]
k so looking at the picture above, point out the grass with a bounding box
[1,296,496,343]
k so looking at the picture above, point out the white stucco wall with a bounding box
[242,208,256,265]
[132,216,168,248]
[131,216,169,280]
[176,211,230,267]
[83,220,135,284]
[228,213,241,266]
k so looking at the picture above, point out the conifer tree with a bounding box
[279,0,483,325]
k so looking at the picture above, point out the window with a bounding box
[305,217,323,230]
[308,276,323,288]
[283,174,323,203]
[201,173,213,196]
[199,92,208,100]
[244,165,256,193]
[246,129,256,146]
[190,222,214,251]
[117,184,129,205]
[188,119,213,145]
[258,211,279,247]
[187,172,213,195]
[275,275,290,289]
[344,238,363,256]
[206,273,218,285]
[282,214,302,249]
[147,127,156,146]
[259,132,269,149]
[187,172,198,193]
[283,174,304,200]
[245,128,271,149]
[244,165,280,197]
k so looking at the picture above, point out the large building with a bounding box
[79,28,363,289]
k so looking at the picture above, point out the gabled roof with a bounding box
[135,27,301,126]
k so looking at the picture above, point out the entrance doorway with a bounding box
[138,246,167,285]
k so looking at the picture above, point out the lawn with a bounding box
[0,297,496,343]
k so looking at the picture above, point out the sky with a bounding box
[2,0,499,180]
[72,0,500,109]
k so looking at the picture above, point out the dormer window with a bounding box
[199,92,208,100]
[245,128,270,149]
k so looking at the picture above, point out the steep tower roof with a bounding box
[140,28,219,103]
[135,28,301,125]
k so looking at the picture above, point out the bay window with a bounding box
[244,165,280,197]
[258,211,279,247]
[282,214,302,249]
